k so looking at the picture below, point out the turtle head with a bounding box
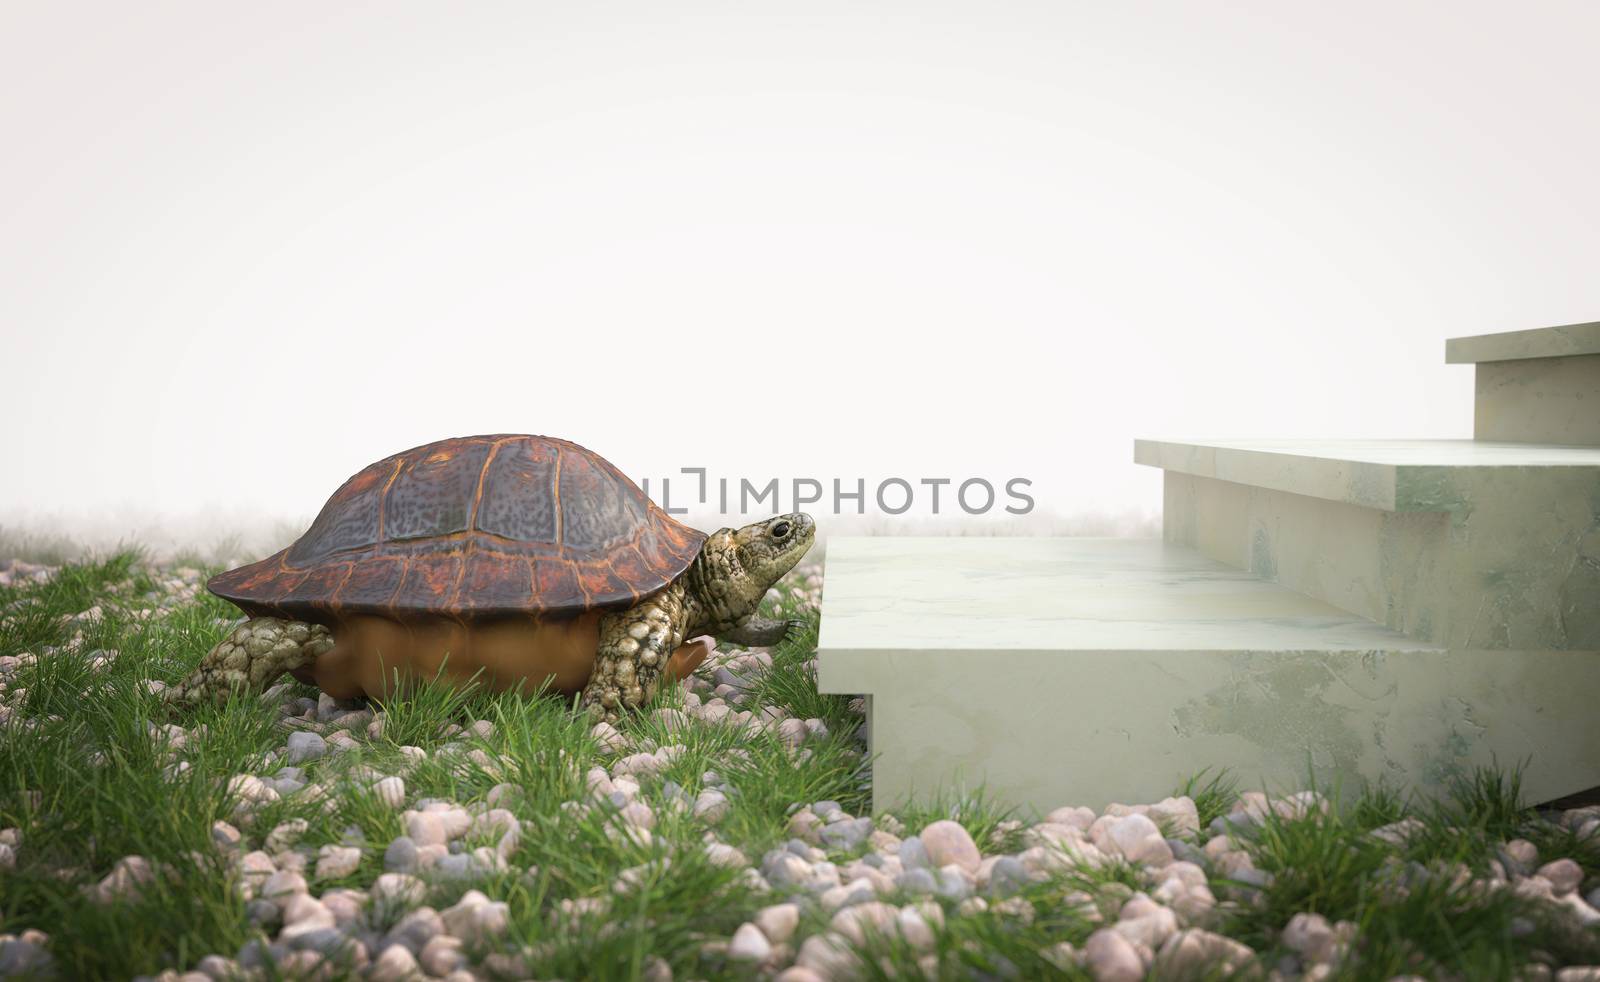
[690,513,815,633]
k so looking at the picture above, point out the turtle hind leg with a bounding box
[164,616,334,708]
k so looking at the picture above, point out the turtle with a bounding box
[164,434,815,722]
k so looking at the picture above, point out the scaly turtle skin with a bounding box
[165,435,815,722]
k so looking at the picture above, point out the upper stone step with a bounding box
[1446,320,1600,445]
[1447,319,1600,364]
[1137,438,1600,650]
[1134,438,1600,511]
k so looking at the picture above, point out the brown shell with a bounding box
[208,435,705,623]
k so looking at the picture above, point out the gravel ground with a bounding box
[1,557,1598,980]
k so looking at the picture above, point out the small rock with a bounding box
[1538,857,1584,896]
[821,817,873,852]
[705,842,748,869]
[1155,928,1257,976]
[694,788,729,824]
[93,855,155,903]
[1085,928,1146,982]
[315,845,362,880]
[371,872,426,907]
[919,821,980,873]
[796,931,859,978]
[896,867,938,895]
[264,818,309,854]
[755,902,801,944]
[440,890,509,943]
[775,718,809,748]
[1115,893,1178,949]
[373,776,406,809]
[385,905,445,956]
[211,821,242,851]
[285,731,326,764]
[404,811,448,847]
[385,836,420,873]
[728,922,773,962]
[831,900,899,945]
[367,943,420,982]
[1501,838,1539,876]
[898,835,930,870]
[418,935,466,976]
[987,856,1029,898]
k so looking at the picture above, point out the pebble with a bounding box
[728,922,773,962]
[694,788,729,824]
[93,855,155,903]
[820,816,873,851]
[831,900,898,944]
[934,866,973,901]
[385,836,420,873]
[920,820,981,873]
[987,855,1029,897]
[314,845,362,880]
[1538,857,1584,896]
[404,811,448,847]
[284,731,326,764]
[590,721,627,753]
[898,835,930,870]
[704,841,748,869]
[896,867,938,895]
[1501,838,1539,876]
[385,906,444,956]
[1085,928,1146,982]
[820,879,876,912]
[1115,893,1178,949]
[419,935,466,975]
[372,776,406,809]
[1154,929,1257,975]
[263,819,308,854]
[755,902,801,944]
[775,718,809,748]
[439,890,510,944]
[210,821,241,851]
[796,932,858,978]
[371,873,426,907]
[367,943,420,982]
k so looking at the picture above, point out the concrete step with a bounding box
[1447,320,1600,445]
[1135,438,1600,650]
[816,537,1600,815]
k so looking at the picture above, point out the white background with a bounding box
[4,2,1598,553]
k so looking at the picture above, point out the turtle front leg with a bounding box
[164,616,334,708]
[581,588,690,723]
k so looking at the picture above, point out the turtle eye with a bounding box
[771,521,791,539]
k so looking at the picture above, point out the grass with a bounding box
[1200,767,1600,979]
[0,554,1598,979]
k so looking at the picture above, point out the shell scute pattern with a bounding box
[207,435,705,622]
[475,438,558,544]
[383,440,491,541]
[558,449,645,552]
[285,462,389,566]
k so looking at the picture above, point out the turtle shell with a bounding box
[208,435,705,623]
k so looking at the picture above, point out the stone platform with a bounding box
[817,537,1600,816]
